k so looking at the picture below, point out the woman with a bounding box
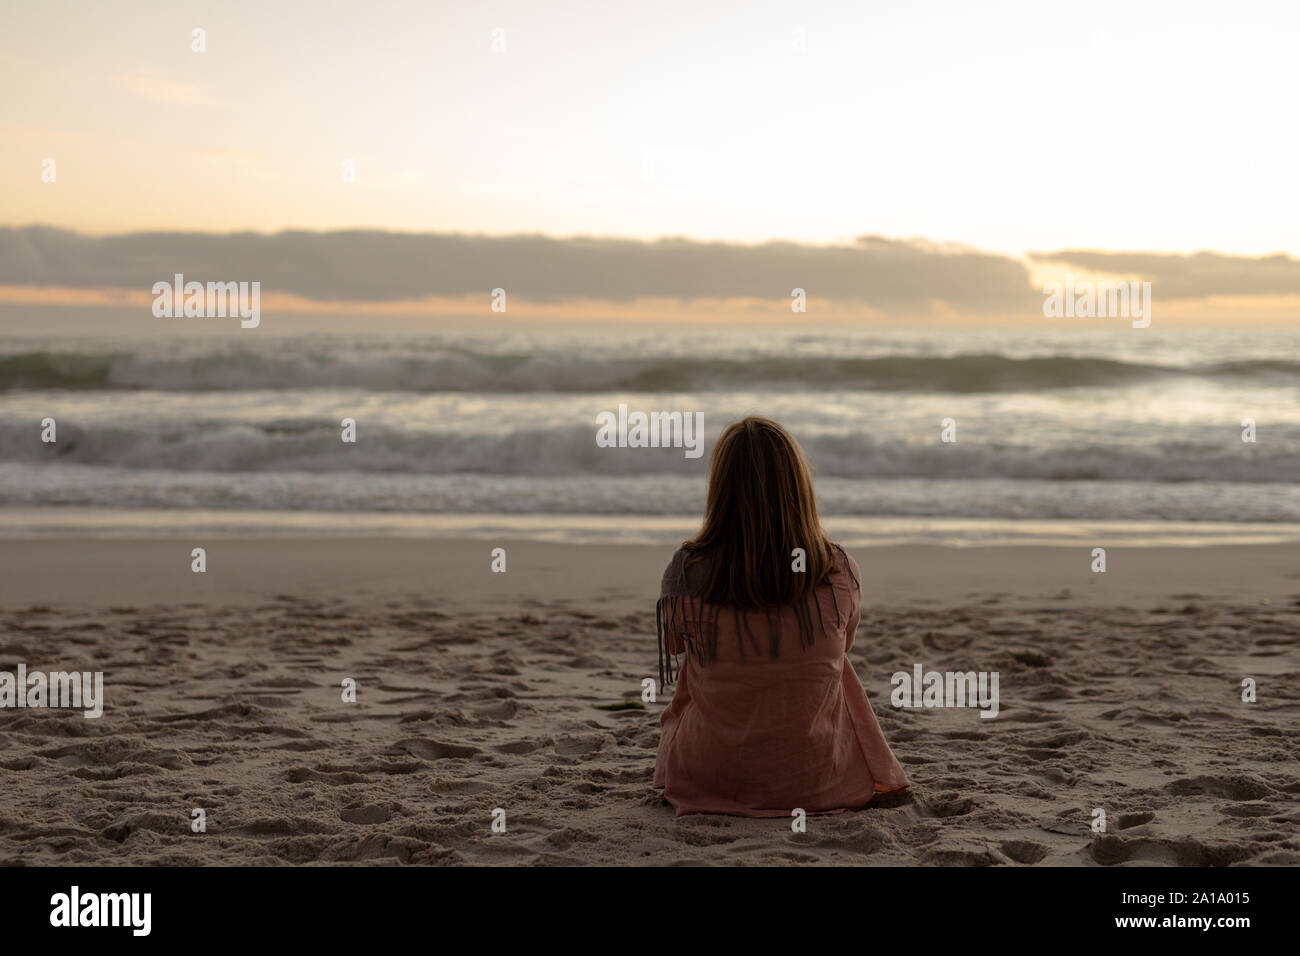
[654,416,909,817]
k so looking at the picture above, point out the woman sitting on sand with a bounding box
[654,416,909,817]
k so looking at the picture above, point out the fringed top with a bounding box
[652,542,909,816]
[656,543,859,688]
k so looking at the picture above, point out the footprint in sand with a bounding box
[999,840,1049,864]
[1218,802,1277,818]
[339,803,395,825]
[389,739,479,760]
[916,792,975,818]
[554,733,606,756]
[1115,811,1155,829]
[427,777,492,794]
[1164,773,1274,801]
[494,739,550,755]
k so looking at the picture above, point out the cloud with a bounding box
[0,227,1039,312]
[6,228,1297,314]
[1029,249,1300,298]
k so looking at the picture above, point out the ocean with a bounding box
[2,316,1297,545]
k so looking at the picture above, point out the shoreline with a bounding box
[5,507,1300,549]
[2,536,1297,612]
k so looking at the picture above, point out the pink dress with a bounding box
[653,545,909,817]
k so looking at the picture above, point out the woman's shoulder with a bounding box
[661,545,709,597]
[828,542,861,592]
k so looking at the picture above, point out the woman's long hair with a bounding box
[681,416,835,608]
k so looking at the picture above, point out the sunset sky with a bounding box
[3,0,1299,321]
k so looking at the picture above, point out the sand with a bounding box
[1,538,1297,866]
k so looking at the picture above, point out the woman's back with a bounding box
[654,543,909,816]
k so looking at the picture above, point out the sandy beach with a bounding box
[1,537,1297,866]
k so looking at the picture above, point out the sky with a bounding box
[4,0,1300,256]
[2,0,1299,323]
